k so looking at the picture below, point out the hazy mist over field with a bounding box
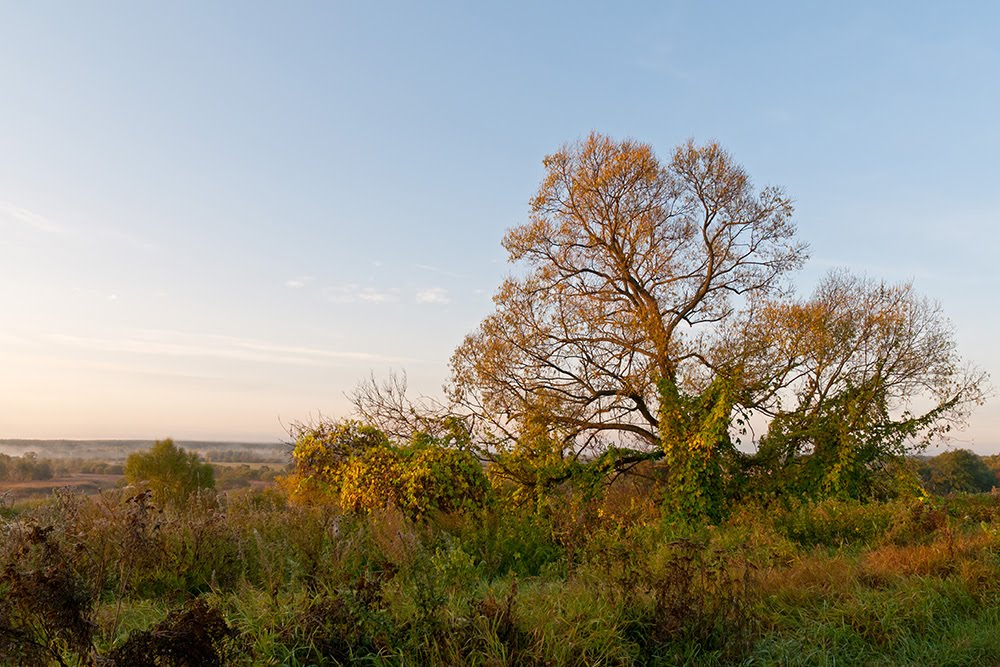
[0,439,288,462]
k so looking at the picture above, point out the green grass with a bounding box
[4,487,1000,665]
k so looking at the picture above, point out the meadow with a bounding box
[3,448,1000,666]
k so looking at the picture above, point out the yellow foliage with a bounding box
[339,447,403,512]
[284,420,492,518]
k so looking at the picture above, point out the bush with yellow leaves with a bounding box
[282,419,492,517]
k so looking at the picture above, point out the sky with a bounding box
[1,2,998,450]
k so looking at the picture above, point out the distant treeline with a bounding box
[204,450,288,464]
[3,446,995,496]
[916,450,1000,495]
[0,453,124,482]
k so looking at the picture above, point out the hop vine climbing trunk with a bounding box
[658,377,736,522]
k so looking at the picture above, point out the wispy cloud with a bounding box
[414,263,463,279]
[415,287,451,305]
[71,287,122,302]
[358,289,395,303]
[323,284,398,304]
[0,201,67,233]
[284,276,314,289]
[0,200,156,250]
[25,356,225,381]
[43,330,416,366]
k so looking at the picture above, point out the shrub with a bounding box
[285,419,492,518]
[0,520,96,664]
[124,438,214,505]
[106,598,234,666]
[772,498,896,547]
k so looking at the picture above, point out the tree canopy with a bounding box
[124,438,214,505]
[451,134,805,450]
[353,132,988,517]
[743,271,988,499]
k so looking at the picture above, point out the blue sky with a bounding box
[1,2,997,449]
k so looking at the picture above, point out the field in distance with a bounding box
[0,439,289,503]
[0,438,289,462]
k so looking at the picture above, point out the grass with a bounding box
[3,486,1000,665]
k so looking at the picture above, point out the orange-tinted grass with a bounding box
[758,553,858,605]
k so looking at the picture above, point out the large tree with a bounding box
[447,133,806,513]
[358,133,986,515]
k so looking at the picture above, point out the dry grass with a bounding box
[759,553,858,605]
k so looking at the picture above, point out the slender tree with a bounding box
[742,271,988,498]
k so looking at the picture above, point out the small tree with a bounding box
[12,452,54,482]
[743,271,988,500]
[124,438,214,505]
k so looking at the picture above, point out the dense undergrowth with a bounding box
[3,482,1000,666]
